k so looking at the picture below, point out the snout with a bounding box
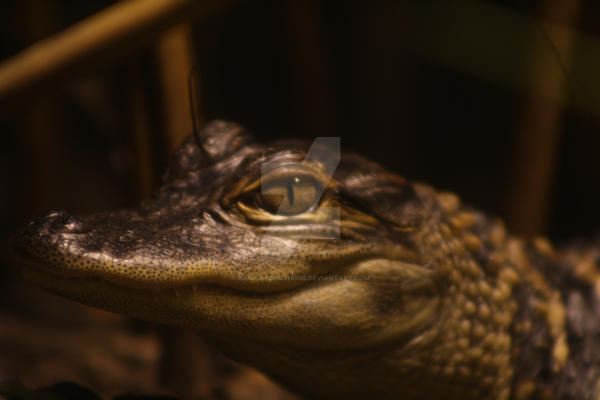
[12,210,83,262]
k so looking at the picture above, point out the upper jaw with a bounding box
[11,207,389,293]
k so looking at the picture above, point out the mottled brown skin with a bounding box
[11,121,600,399]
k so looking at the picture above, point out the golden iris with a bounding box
[260,176,319,215]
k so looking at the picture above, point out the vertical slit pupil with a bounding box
[287,178,295,206]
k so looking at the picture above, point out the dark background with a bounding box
[0,0,599,399]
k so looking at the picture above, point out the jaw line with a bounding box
[17,258,306,299]
[13,246,321,294]
[12,240,411,293]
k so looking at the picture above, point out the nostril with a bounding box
[12,210,83,260]
[64,218,82,232]
[43,211,82,232]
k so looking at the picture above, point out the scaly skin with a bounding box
[12,121,600,399]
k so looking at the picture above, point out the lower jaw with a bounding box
[18,263,441,358]
[18,264,230,332]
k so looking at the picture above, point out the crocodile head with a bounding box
[13,121,517,399]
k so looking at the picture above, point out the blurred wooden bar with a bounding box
[0,0,227,112]
[507,2,580,236]
[128,62,155,201]
[154,22,208,398]
[156,23,198,153]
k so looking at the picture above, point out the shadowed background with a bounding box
[0,0,599,399]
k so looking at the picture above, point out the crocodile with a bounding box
[11,120,600,399]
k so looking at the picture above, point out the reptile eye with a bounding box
[260,176,320,215]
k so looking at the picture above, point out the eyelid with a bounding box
[240,163,330,195]
[221,161,337,208]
